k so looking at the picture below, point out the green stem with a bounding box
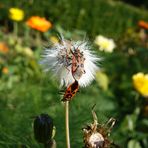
[24,25,30,46]
[36,31,41,46]
[13,22,18,38]
[65,101,70,148]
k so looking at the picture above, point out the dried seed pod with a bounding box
[82,106,116,148]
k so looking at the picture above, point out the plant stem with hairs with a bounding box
[65,101,70,148]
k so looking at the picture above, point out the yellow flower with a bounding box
[9,8,24,21]
[94,35,116,52]
[50,36,59,44]
[132,72,148,97]
[23,47,34,57]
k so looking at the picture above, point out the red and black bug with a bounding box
[61,80,79,102]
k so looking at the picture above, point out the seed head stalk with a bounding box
[65,101,70,148]
[40,36,100,148]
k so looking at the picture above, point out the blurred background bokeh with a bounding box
[0,0,148,147]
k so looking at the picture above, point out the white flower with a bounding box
[40,36,100,87]
[94,35,116,52]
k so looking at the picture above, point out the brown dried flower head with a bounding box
[82,106,116,148]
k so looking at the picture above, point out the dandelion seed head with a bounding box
[40,36,100,87]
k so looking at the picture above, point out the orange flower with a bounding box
[0,42,9,53]
[138,20,148,30]
[2,67,9,74]
[26,16,52,32]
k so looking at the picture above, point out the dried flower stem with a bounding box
[65,101,70,148]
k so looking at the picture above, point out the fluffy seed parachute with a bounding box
[40,36,100,87]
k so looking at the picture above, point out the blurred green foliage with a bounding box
[0,0,148,148]
[1,0,148,38]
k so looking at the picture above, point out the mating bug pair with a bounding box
[61,43,86,102]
